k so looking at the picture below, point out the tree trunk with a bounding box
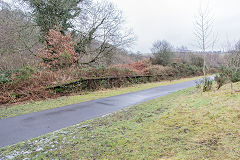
[203,53,207,92]
[231,82,233,94]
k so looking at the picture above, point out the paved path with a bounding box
[0,79,199,147]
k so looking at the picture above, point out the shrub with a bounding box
[190,55,204,67]
[0,66,36,84]
[231,69,240,83]
[203,77,213,92]
[38,29,78,70]
[215,75,227,90]
[13,66,36,82]
[111,59,151,75]
[126,59,151,74]
[171,63,202,77]
[0,70,12,84]
[214,67,230,89]
[143,65,172,76]
[215,67,240,89]
[195,77,213,92]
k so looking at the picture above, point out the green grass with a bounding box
[0,76,202,119]
[0,82,239,159]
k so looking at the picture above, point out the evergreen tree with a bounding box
[23,0,83,41]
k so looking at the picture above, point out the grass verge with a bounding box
[0,82,239,159]
[0,76,202,119]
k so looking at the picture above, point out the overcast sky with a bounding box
[105,0,240,53]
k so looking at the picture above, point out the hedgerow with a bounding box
[0,60,203,106]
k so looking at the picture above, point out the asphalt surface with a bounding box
[0,79,199,148]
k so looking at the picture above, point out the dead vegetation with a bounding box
[0,59,203,106]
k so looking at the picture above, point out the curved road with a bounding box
[0,79,199,147]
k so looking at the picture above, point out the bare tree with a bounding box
[0,0,40,54]
[228,41,240,74]
[151,40,174,66]
[0,0,40,71]
[73,1,135,65]
[194,4,217,91]
[223,41,240,75]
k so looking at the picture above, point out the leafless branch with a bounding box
[74,0,135,65]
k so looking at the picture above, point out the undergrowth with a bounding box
[0,60,203,106]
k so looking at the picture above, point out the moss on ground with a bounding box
[0,76,202,119]
[0,82,239,159]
